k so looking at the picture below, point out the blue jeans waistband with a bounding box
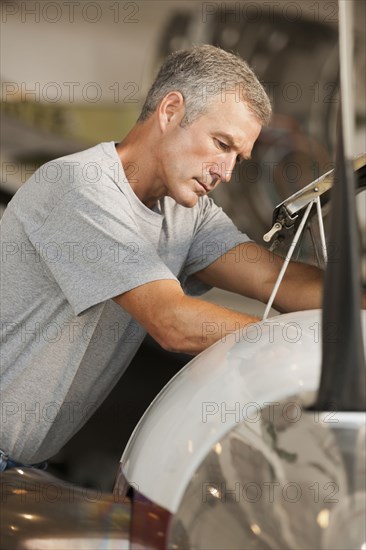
[0,449,48,472]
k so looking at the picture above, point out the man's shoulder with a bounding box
[23,141,120,198]
[4,142,123,234]
[45,141,118,176]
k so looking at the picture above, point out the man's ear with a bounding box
[158,91,185,131]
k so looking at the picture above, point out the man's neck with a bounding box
[115,121,167,208]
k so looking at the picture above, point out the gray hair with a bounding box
[137,44,272,126]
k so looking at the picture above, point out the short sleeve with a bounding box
[180,197,253,296]
[28,185,177,315]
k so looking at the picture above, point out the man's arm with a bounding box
[113,280,259,355]
[113,242,324,356]
[195,242,324,313]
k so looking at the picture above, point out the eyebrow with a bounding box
[216,132,251,162]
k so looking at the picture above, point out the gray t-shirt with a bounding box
[1,141,251,463]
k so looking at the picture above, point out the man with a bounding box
[0,45,322,469]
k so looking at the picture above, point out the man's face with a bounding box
[158,93,262,208]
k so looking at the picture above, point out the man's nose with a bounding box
[216,154,237,183]
[202,156,237,186]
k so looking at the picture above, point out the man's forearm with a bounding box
[196,243,324,314]
[161,294,259,355]
[269,259,324,313]
[269,254,366,312]
[114,279,259,357]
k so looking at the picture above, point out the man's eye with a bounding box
[216,139,230,151]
